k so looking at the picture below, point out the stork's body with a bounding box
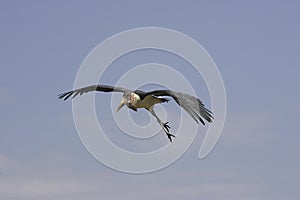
[118,92,169,111]
[58,85,213,142]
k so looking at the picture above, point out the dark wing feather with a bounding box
[145,90,213,125]
[58,85,130,101]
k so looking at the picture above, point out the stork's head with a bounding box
[116,92,140,112]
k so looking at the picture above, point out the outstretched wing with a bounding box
[145,90,213,125]
[58,85,130,101]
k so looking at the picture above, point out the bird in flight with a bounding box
[58,85,213,142]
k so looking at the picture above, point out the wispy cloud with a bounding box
[0,154,17,173]
[171,183,265,200]
[0,152,268,200]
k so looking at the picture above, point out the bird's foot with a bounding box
[162,122,175,142]
[162,122,171,132]
[167,132,176,142]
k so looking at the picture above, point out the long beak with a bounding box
[116,98,126,112]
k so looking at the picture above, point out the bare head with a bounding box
[116,92,140,112]
[116,93,129,112]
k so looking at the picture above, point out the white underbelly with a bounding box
[135,95,160,109]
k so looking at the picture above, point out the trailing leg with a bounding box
[148,107,175,142]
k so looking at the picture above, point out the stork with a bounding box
[58,85,213,142]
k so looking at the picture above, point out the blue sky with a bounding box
[1,1,299,199]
